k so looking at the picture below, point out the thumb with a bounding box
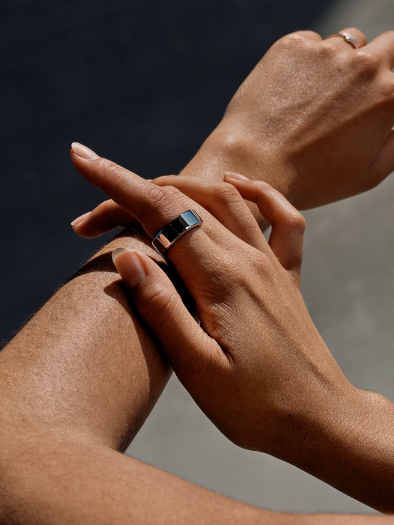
[112,248,221,376]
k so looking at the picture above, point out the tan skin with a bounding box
[72,148,394,514]
[2,27,394,523]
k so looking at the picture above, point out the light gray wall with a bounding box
[127,1,394,514]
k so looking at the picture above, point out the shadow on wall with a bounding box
[0,0,337,343]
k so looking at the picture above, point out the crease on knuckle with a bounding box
[319,41,340,60]
[355,50,380,78]
[276,32,307,51]
[138,284,178,328]
[252,180,271,194]
[249,250,273,275]
[94,160,124,192]
[287,211,306,235]
[378,77,394,101]
[145,184,183,211]
[212,183,242,206]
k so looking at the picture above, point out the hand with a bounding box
[70,146,349,453]
[71,147,394,512]
[71,173,271,242]
[198,27,394,209]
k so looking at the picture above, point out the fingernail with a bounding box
[112,249,147,287]
[71,142,99,160]
[224,171,249,181]
[71,211,91,227]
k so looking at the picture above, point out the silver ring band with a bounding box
[326,31,362,49]
[152,210,203,255]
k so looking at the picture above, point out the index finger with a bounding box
[70,144,253,280]
[71,148,189,239]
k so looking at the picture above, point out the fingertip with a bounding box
[71,211,91,227]
[71,142,100,160]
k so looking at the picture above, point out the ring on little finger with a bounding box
[326,31,363,49]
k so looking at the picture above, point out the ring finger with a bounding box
[325,27,367,49]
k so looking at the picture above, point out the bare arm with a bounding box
[0,153,391,525]
[69,151,394,515]
[2,27,394,523]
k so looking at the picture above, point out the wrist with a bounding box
[271,381,394,512]
[180,119,298,205]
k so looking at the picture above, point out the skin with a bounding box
[73,28,394,235]
[2,27,394,523]
[72,150,394,514]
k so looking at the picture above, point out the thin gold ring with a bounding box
[326,31,363,49]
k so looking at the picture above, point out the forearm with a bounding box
[0,133,283,522]
[270,381,394,513]
[0,229,171,451]
[1,435,390,525]
[0,128,276,452]
[180,121,297,214]
[0,424,390,525]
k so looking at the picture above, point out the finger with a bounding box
[224,175,305,279]
[372,129,394,183]
[71,145,206,239]
[70,144,245,287]
[112,248,226,378]
[366,31,394,69]
[285,30,322,43]
[71,200,138,238]
[325,27,367,49]
[153,175,266,251]
[71,175,267,250]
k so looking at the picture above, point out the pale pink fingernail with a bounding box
[71,142,99,160]
[71,211,91,227]
[224,171,249,181]
[112,249,147,288]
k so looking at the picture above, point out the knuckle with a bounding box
[318,41,343,61]
[287,211,306,234]
[95,160,127,194]
[355,50,380,78]
[99,160,121,178]
[249,250,274,275]
[275,32,307,52]
[138,284,177,327]
[145,184,183,210]
[211,183,241,206]
[380,77,394,102]
[380,30,394,40]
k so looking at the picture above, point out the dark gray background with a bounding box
[2,0,394,515]
[0,0,332,343]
